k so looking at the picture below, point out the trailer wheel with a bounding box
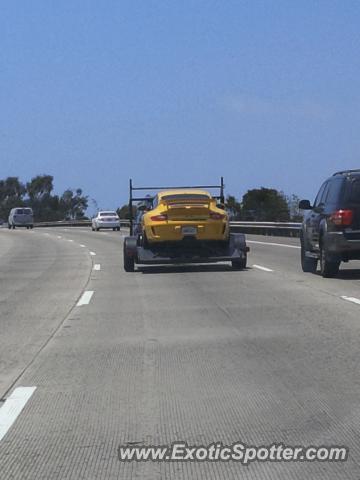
[124,255,135,272]
[232,255,247,270]
[123,243,135,272]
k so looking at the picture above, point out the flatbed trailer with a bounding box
[123,178,249,271]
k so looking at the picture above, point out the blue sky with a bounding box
[1,0,360,212]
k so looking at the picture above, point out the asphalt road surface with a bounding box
[1,227,360,479]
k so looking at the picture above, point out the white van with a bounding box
[8,207,34,229]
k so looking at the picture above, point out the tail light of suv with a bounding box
[329,209,354,226]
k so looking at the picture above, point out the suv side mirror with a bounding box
[299,199,312,210]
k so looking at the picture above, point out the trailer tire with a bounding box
[124,252,135,272]
[232,254,247,270]
[123,239,136,272]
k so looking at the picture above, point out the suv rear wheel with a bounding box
[300,235,317,273]
[319,241,340,278]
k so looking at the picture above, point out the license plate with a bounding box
[182,226,197,235]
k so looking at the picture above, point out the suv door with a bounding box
[306,181,328,249]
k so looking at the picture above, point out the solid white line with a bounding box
[0,387,37,442]
[93,264,101,271]
[247,240,300,249]
[252,264,274,272]
[79,244,86,248]
[341,296,360,306]
[77,290,94,306]
[89,251,96,256]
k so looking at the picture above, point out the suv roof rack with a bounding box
[333,169,360,176]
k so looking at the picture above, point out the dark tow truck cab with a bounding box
[299,169,360,277]
[123,178,249,272]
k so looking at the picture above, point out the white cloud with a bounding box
[222,94,333,121]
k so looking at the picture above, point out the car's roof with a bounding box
[157,189,211,199]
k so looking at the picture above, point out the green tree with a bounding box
[26,175,54,201]
[117,204,137,219]
[26,175,55,220]
[242,188,290,221]
[60,189,88,220]
[0,177,26,219]
[225,195,242,220]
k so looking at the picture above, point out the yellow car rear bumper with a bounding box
[144,221,229,243]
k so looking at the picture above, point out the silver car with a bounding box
[92,211,120,231]
[8,207,34,229]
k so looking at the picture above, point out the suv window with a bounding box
[323,178,344,205]
[314,182,327,207]
[349,178,360,204]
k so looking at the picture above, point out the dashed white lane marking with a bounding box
[252,264,274,272]
[68,239,74,242]
[89,251,96,256]
[79,244,86,248]
[0,387,37,442]
[77,291,94,306]
[341,296,360,306]
[93,264,101,271]
[44,233,50,236]
[57,235,62,239]
[247,240,300,249]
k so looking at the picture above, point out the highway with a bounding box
[1,227,360,479]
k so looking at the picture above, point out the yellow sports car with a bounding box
[140,189,229,244]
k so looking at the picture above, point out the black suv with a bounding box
[299,169,360,277]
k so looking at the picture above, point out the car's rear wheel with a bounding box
[96,227,100,232]
[117,227,120,231]
[319,242,340,278]
[300,237,317,273]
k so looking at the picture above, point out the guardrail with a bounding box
[229,221,301,237]
[34,219,130,228]
[33,220,301,237]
